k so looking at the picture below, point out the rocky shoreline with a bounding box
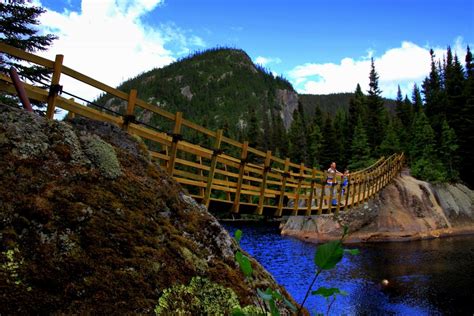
[281,169,474,243]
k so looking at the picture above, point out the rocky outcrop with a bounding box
[281,169,474,243]
[276,89,299,130]
[0,105,296,314]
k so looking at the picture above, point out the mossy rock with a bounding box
[80,134,122,179]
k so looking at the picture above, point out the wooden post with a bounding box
[335,175,344,214]
[318,181,325,215]
[276,158,290,217]
[46,54,64,119]
[292,163,304,216]
[257,150,272,215]
[232,141,249,213]
[363,173,370,202]
[197,156,205,198]
[356,175,365,206]
[203,129,223,208]
[306,168,317,216]
[123,89,137,132]
[345,174,352,209]
[327,170,337,213]
[167,112,183,175]
[224,164,231,201]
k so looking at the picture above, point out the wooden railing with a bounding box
[0,43,405,216]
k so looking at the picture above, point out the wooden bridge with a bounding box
[0,43,404,217]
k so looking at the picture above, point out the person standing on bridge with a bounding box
[326,162,343,206]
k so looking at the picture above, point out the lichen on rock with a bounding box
[80,134,122,179]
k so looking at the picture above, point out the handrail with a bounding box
[0,43,405,216]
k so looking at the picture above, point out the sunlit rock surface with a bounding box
[281,169,474,243]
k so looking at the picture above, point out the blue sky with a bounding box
[36,0,473,101]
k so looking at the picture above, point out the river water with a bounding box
[222,222,474,315]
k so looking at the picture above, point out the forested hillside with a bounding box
[96,48,295,157]
[97,46,473,188]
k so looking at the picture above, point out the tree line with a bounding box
[254,48,473,187]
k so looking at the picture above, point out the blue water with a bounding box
[223,222,474,315]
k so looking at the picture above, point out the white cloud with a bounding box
[255,56,282,67]
[35,0,205,105]
[288,38,470,98]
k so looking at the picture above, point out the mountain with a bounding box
[96,48,298,149]
[95,47,397,157]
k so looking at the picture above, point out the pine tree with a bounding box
[411,84,423,114]
[333,109,347,166]
[347,84,367,151]
[349,116,372,170]
[409,112,446,181]
[366,58,385,152]
[396,85,413,127]
[458,46,474,187]
[0,2,57,81]
[439,120,459,181]
[246,106,262,149]
[320,115,337,169]
[287,109,308,164]
[422,49,446,135]
[308,123,323,169]
[379,120,400,156]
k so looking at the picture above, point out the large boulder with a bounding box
[0,104,296,314]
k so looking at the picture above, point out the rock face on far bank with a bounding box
[281,169,474,243]
[0,105,296,314]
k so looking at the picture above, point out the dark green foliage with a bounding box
[411,84,423,114]
[287,109,308,164]
[366,58,386,152]
[348,117,372,170]
[0,2,57,108]
[314,240,344,270]
[308,122,323,169]
[439,120,459,181]
[320,116,337,169]
[409,112,446,182]
[379,120,400,157]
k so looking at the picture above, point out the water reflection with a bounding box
[223,222,474,315]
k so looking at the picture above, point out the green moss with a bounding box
[154,276,242,315]
[81,135,122,179]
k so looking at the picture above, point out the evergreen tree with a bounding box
[439,120,459,181]
[270,109,288,158]
[422,49,446,134]
[312,105,324,127]
[0,1,57,107]
[349,116,372,170]
[287,109,308,164]
[246,106,262,149]
[347,84,367,150]
[411,84,423,114]
[444,53,465,130]
[333,109,347,166]
[409,112,446,181]
[379,120,400,156]
[0,2,57,81]
[366,58,385,152]
[458,46,474,187]
[308,123,323,169]
[396,85,413,127]
[320,115,337,169]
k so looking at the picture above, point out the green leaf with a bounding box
[271,289,283,300]
[235,229,243,244]
[236,253,253,278]
[311,287,347,298]
[269,298,280,316]
[314,240,344,270]
[257,288,273,301]
[283,296,297,312]
[344,248,360,255]
[231,307,247,316]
